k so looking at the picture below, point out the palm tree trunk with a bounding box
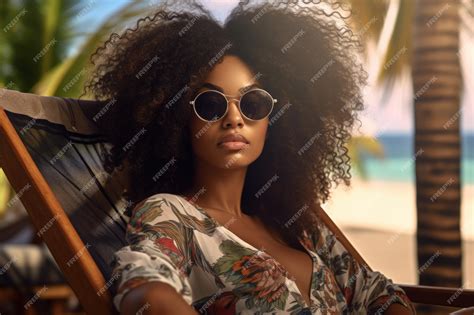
[412,0,463,313]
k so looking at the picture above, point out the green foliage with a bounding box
[0,0,76,91]
[347,136,385,180]
[0,0,151,97]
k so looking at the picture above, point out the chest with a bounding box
[205,210,314,305]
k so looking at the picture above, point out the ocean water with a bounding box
[352,133,474,184]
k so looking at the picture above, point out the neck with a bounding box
[184,158,248,217]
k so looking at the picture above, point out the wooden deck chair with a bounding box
[0,88,473,314]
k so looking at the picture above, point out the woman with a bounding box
[84,1,416,314]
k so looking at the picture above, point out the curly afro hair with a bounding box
[83,0,367,247]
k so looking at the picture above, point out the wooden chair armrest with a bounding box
[398,284,474,308]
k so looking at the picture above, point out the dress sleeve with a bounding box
[109,194,194,312]
[310,220,416,314]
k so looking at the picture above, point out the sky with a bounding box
[72,0,473,134]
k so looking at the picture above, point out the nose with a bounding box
[221,98,244,128]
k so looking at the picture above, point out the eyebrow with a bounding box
[200,82,261,94]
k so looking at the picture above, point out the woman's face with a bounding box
[188,55,269,170]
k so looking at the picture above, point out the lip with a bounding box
[218,142,249,150]
[217,133,249,146]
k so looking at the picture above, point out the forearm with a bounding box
[120,281,198,315]
[384,302,414,315]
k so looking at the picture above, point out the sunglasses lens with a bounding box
[194,91,227,121]
[240,90,274,120]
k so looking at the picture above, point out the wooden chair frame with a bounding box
[1,106,473,314]
[0,284,77,315]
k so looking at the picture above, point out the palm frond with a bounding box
[33,2,153,97]
[376,0,414,85]
[343,0,390,43]
[348,136,385,180]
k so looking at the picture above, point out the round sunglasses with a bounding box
[189,88,277,122]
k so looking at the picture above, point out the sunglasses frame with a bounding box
[189,88,277,122]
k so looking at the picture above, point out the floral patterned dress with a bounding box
[110,193,415,314]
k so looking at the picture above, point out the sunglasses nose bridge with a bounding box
[224,93,240,102]
[224,97,244,121]
[228,98,241,108]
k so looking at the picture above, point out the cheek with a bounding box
[254,122,269,144]
[188,118,213,151]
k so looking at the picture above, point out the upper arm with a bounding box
[110,193,194,312]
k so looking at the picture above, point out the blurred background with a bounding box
[0,0,472,314]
